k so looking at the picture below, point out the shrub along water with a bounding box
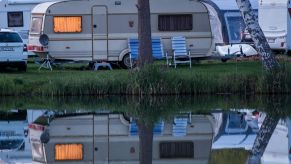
[0,61,290,96]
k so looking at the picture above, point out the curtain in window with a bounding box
[55,144,83,160]
[54,17,82,33]
[158,15,192,31]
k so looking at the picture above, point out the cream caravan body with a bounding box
[28,0,214,68]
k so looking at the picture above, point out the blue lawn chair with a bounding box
[171,36,192,68]
[128,38,165,68]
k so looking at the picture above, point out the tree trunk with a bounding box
[138,121,154,164]
[137,0,154,68]
[236,0,279,71]
[247,114,280,164]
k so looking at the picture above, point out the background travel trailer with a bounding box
[259,0,288,53]
[28,0,214,68]
[0,0,55,45]
[203,0,258,45]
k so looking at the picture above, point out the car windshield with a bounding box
[0,32,22,43]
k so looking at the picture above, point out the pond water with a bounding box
[0,95,290,164]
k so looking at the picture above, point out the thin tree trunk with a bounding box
[138,121,154,164]
[137,0,154,68]
[247,114,280,164]
[236,0,279,70]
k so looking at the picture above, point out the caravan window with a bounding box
[7,12,23,27]
[53,16,82,33]
[158,14,192,31]
[30,17,43,34]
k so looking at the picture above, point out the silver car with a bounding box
[0,29,28,71]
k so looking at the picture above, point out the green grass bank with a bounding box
[0,60,290,96]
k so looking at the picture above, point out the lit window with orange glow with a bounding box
[55,144,83,160]
[53,16,82,33]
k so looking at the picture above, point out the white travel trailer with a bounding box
[29,113,214,163]
[28,0,214,68]
[0,0,55,45]
[259,0,288,53]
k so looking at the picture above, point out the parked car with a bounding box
[0,29,27,71]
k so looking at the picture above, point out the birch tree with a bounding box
[136,0,154,68]
[236,0,279,70]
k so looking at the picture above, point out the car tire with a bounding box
[17,63,27,72]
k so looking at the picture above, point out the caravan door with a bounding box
[92,6,108,61]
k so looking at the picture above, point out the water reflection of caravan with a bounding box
[259,0,288,53]
[29,112,214,163]
[28,0,214,68]
[260,114,290,164]
[212,111,259,150]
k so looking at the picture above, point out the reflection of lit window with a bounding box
[55,144,83,160]
[158,14,192,31]
[7,12,23,27]
[53,16,82,33]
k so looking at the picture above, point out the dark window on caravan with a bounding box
[160,141,194,158]
[158,14,192,31]
[7,12,23,27]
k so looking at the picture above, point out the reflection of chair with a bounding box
[128,38,165,68]
[172,113,191,137]
[170,36,191,68]
[129,118,164,136]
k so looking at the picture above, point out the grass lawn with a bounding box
[0,57,290,96]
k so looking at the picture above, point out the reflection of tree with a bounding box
[126,97,165,164]
[137,122,154,164]
[247,96,288,164]
[247,114,279,163]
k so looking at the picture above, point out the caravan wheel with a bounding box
[121,54,132,69]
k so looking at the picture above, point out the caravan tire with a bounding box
[121,54,132,69]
